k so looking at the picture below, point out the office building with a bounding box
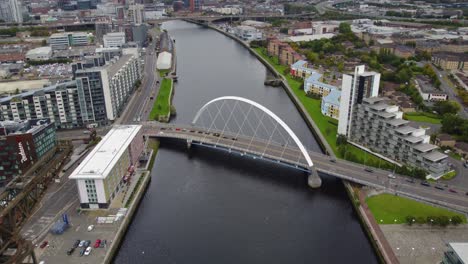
[338,65,380,137]
[0,119,56,186]
[69,125,144,209]
[233,26,263,41]
[96,47,122,61]
[0,81,85,129]
[49,32,90,50]
[0,0,22,23]
[128,4,145,24]
[103,32,126,48]
[351,97,448,177]
[74,53,142,124]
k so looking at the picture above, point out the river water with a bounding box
[114,20,378,264]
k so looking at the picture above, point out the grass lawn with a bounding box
[366,193,466,224]
[253,47,393,167]
[149,78,172,120]
[403,112,442,124]
[441,170,457,180]
[159,69,169,78]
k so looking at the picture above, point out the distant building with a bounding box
[278,45,301,66]
[394,45,415,59]
[435,134,455,148]
[128,4,145,24]
[103,32,126,48]
[321,88,341,119]
[0,0,23,23]
[432,52,468,71]
[69,125,144,209]
[131,24,148,47]
[233,26,263,41]
[25,47,52,61]
[96,47,122,61]
[442,242,468,264]
[189,0,201,12]
[338,65,380,137]
[0,119,56,186]
[156,51,172,70]
[49,32,90,50]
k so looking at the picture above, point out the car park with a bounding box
[84,247,92,256]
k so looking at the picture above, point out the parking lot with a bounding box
[34,203,124,264]
[24,63,72,79]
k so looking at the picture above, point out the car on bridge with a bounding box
[421,181,431,187]
[364,167,373,173]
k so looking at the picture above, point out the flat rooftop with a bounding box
[413,143,438,152]
[395,125,417,135]
[386,118,409,127]
[423,151,447,162]
[449,243,468,263]
[69,125,141,180]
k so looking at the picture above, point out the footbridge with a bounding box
[142,97,468,213]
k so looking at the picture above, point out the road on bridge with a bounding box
[143,122,468,213]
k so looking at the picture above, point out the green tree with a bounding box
[451,215,463,225]
[338,22,352,34]
[336,134,348,146]
[433,100,461,115]
[405,215,416,225]
[439,216,450,227]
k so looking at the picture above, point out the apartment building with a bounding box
[304,72,338,97]
[0,81,84,129]
[70,125,144,209]
[49,32,89,50]
[321,88,341,119]
[351,97,448,177]
[338,65,380,137]
[74,53,141,124]
[290,60,315,79]
[432,52,468,71]
[279,45,301,66]
[103,32,126,48]
[128,4,145,24]
[0,0,22,23]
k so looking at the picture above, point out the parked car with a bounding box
[79,248,86,256]
[78,240,86,248]
[73,240,80,248]
[93,239,101,248]
[66,247,75,255]
[405,178,415,183]
[421,181,431,187]
[84,240,91,248]
[39,241,48,249]
[84,247,92,256]
[464,162,468,168]
[100,240,106,248]
[87,225,94,231]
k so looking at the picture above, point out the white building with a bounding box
[49,32,89,50]
[156,51,172,70]
[128,4,145,24]
[338,65,380,136]
[25,47,52,61]
[233,26,263,41]
[69,125,144,209]
[0,0,22,23]
[103,32,126,48]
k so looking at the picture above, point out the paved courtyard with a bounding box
[381,224,468,264]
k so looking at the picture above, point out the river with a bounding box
[114,20,378,264]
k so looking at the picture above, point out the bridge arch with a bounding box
[192,96,314,168]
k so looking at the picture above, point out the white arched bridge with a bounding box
[142,97,468,212]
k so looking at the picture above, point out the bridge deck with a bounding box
[142,122,468,213]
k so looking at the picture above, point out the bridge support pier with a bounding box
[307,167,322,188]
[187,139,192,149]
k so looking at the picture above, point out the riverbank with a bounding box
[188,20,394,263]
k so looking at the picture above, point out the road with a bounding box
[143,122,468,213]
[431,66,468,119]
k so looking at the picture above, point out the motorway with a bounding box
[143,122,468,213]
